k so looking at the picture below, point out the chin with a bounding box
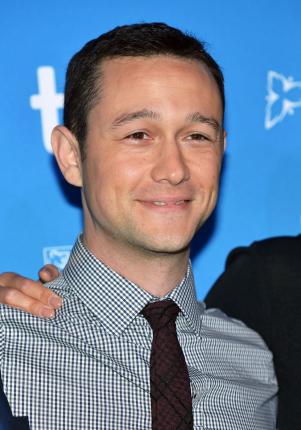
[132,234,191,255]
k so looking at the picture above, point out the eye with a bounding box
[126,131,150,140]
[187,133,209,141]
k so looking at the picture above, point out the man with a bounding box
[205,235,301,430]
[3,239,300,430]
[0,23,277,429]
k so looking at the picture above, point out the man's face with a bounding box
[81,55,225,255]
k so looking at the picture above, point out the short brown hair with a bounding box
[64,22,225,157]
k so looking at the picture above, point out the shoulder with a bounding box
[202,307,277,384]
[203,307,268,349]
[42,272,72,298]
[224,235,301,294]
[0,273,73,332]
[226,234,301,269]
[0,273,68,322]
[0,273,93,347]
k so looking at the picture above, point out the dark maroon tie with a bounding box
[142,300,193,430]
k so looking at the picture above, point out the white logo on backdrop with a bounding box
[265,71,301,129]
[43,246,72,270]
[30,67,64,153]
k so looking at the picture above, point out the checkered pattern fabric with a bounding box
[0,237,278,429]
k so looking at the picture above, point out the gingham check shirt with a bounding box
[0,237,278,429]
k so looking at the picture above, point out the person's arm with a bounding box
[0,265,61,318]
[0,317,31,428]
[205,245,271,345]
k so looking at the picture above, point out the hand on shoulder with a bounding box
[0,265,61,318]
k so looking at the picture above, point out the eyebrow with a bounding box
[111,109,221,133]
[186,112,221,133]
[111,109,161,128]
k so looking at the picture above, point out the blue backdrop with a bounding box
[1,0,300,298]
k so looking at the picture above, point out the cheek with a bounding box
[84,154,147,206]
[82,159,110,211]
[192,154,222,189]
[106,150,150,189]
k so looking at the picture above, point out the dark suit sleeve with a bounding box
[205,245,272,346]
[0,373,30,429]
[0,316,30,429]
[205,236,301,430]
[0,371,11,427]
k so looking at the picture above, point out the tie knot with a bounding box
[142,300,180,331]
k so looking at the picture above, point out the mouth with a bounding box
[152,200,187,206]
[137,198,192,210]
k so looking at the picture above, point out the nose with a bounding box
[151,139,190,185]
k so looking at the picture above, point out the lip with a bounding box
[137,197,192,210]
[138,196,192,203]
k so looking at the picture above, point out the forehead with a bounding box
[91,55,223,121]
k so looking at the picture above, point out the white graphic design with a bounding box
[30,67,64,152]
[265,71,301,129]
[43,245,72,270]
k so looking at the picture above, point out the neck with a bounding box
[82,231,189,298]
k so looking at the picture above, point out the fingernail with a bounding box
[48,296,62,308]
[40,307,55,318]
[39,266,51,274]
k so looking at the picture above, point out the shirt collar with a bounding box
[167,266,204,334]
[63,236,204,336]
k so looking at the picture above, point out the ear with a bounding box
[51,126,83,187]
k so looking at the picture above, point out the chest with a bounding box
[1,323,275,430]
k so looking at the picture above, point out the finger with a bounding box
[38,264,60,283]
[0,272,62,309]
[0,287,55,318]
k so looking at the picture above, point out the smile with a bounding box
[137,198,191,211]
[152,200,186,206]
